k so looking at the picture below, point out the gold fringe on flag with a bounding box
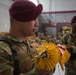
[58,45,71,71]
[31,42,70,71]
[31,42,60,71]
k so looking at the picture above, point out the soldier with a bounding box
[0,0,54,75]
[62,29,71,45]
[63,16,76,75]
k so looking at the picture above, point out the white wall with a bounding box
[0,0,12,32]
[39,0,76,12]
[52,0,76,11]
[38,0,76,23]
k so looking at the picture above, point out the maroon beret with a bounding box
[71,16,76,24]
[9,0,43,22]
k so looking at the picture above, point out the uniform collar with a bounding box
[4,34,27,43]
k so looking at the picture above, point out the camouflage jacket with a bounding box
[63,33,76,75]
[0,34,37,75]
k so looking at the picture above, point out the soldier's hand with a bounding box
[66,45,73,53]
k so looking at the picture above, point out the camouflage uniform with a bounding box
[0,34,54,75]
[0,34,37,75]
[62,33,71,45]
[62,33,76,75]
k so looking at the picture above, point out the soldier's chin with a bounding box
[30,32,35,36]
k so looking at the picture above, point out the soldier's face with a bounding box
[19,18,39,37]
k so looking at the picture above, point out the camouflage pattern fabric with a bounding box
[65,60,76,75]
[0,34,37,75]
[63,33,76,75]
[62,33,71,45]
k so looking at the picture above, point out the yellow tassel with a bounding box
[31,42,60,71]
[31,42,70,71]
